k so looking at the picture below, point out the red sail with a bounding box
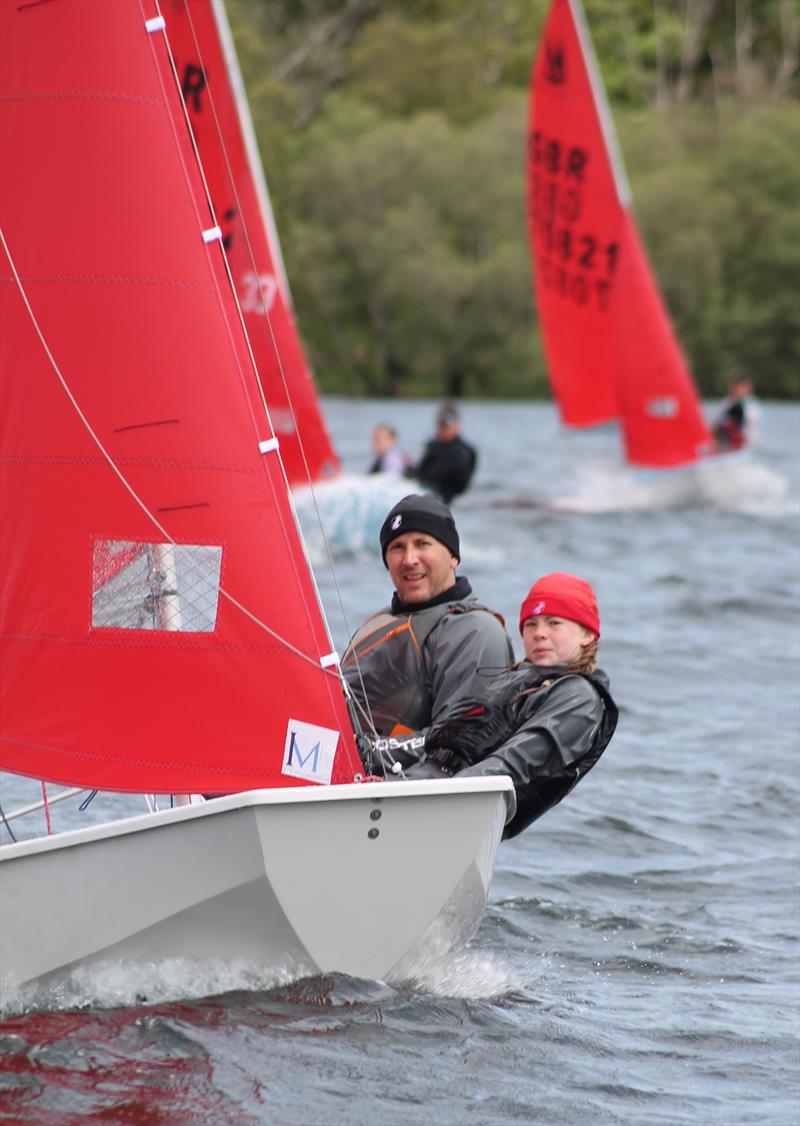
[163,0,339,486]
[613,212,715,467]
[527,0,713,466]
[0,0,361,794]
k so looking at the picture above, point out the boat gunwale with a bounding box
[0,776,513,860]
[632,448,750,479]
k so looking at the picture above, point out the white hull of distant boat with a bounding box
[552,448,751,513]
[0,777,511,990]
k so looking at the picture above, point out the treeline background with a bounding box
[226,0,800,400]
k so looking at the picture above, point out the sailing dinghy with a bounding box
[0,0,511,993]
[527,0,737,483]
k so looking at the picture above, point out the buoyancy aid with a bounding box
[341,598,502,736]
[427,662,618,839]
[425,663,611,766]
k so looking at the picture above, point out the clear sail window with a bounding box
[92,540,222,632]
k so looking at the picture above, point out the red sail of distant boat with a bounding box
[163,0,339,486]
[527,0,714,468]
[0,0,361,794]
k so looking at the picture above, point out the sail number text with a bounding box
[528,130,619,312]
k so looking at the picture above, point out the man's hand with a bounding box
[361,732,428,775]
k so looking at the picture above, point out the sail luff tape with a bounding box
[320,652,339,669]
[258,438,280,454]
[202,226,223,244]
[145,16,166,32]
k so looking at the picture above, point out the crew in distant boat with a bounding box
[341,494,513,754]
[372,573,618,840]
[408,402,477,503]
[368,423,411,475]
[712,377,760,451]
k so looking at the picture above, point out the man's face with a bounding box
[436,418,459,443]
[385,532,457,603]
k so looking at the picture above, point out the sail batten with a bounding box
[0,0,360,795]
[527,0,714,467]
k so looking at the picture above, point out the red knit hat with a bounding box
[518,573,600,638]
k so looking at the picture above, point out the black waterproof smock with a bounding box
[411,436,477,503]
[408,662,618,839]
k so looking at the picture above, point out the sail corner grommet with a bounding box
[202,226,223,244]
[320,652,339,669]
[145,16,166,33]
[258,437,280,455]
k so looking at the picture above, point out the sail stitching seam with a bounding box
[0,455,261,473]
[0,275,213,290]
[0,631,289,654]
[0,735,273,775]
[0,92,163,106]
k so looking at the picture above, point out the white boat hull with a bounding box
[552,449,753,513]
[0,777,512,990]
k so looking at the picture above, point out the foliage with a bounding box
[227,0,800,400]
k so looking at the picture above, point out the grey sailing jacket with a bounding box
[426,663,618,839]
[341,584,513,738]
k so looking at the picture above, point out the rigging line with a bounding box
[0,805,18,844]
[348,685,379,741]
[41,781,52,835]
[157,0,369,715]
[0,227,334,677]
[1,786,86,824]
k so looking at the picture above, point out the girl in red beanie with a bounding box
[385,572,617,840]
[517,572,600,672]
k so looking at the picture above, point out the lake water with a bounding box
[1,399,798,1125]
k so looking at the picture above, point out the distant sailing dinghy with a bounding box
[527,0,742,496]
[165,0,409,552]
[165,0,339,489]
[0,0,511,993]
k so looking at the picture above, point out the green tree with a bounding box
[226,0,800,400]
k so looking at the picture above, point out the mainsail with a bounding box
[164,0,339,485]
[527,0,714,468]
[0,0,361,794]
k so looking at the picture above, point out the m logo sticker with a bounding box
[282,719,340,785]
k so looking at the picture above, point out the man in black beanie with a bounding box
[342,494,513,772]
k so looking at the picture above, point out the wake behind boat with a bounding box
[0,0,511,996]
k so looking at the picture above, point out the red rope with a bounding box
[41,781,52,835]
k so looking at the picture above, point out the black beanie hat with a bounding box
[379,494,460,566]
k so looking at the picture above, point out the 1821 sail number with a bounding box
[537,257,613,311]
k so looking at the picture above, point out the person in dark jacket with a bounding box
[712,377,760,451]
[375,572,617,839]
[341,494,513,758]
[408,402,477,503]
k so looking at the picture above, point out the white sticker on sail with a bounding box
[282,720,340,785]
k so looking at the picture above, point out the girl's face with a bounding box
[522,615,594,666]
